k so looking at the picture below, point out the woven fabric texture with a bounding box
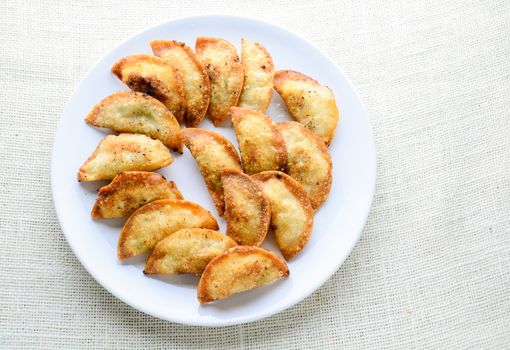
[1,0,509,348]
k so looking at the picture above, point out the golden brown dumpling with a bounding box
[78,133,173,182]
[144,228,237,275]
[117,199,219,260]
[238,39,274,112]
[274,70,339,145]
[195,37,243,125]
[230,107,287,174]
[222,169,270,246]
[91,171,183,219]
[278,121,332,209]
[252,171,313,260]
[197,246,289,303]
[180,128,242,216]
[151,40,210,127]
[112,54,186,123]
[85,91,182,152]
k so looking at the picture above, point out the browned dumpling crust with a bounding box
[274,70,339,145]
[195,37,243,125]
[112,54,186,123]
[151,40,210,127]
[230,107,287,174]
[238,39,274,112]
[277,121,332,210]
[91,171,183,219]
[117,199,219,260]
[197,246,289,303]
[222,169,270,246]
[85,91,182,152]
[144,228,237,275]
[77,133,173,182]
[180,128,242,216]
[252,171,313,260]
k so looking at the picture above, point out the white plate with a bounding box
[51,15,376,327]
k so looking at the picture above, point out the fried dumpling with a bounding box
[144,228,237,275]
[238,39,274,112]
[112,54,186,123]
[180,129,242,216]
[91,171,183,219]
[230,107,286,174]
[85,91,182,152]
[252,171,313,260]
[77,133,173,182]
[197,246,289,303]
[195,37,243,125]
[278,121,332,209]
[222,169,270,246]
[274,70,339,145]
[118,199,219,260]
[151,40,210,127]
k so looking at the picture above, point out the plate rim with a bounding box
[51,14,377,327]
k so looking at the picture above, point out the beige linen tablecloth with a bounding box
[1,1,509,348]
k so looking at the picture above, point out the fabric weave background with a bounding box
[1,1,509,348]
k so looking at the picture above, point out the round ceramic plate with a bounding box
[52,15,376,327]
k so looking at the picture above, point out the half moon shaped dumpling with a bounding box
[151,40,210,127]
[180,129,242,216]
[85,91,182,152]
[274,70,339,145]
[278,121,332,210]
[144,228,237,275]
[222,169,270,246]
[118,199,219,260]
[91,171,183,219]
[77,133,173,182]
[112,54,186,123]
[252,171,313,260]
[195,37,243,125]
[238,38,274,112]
[230,107,287,174]
[197,246,289,303]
